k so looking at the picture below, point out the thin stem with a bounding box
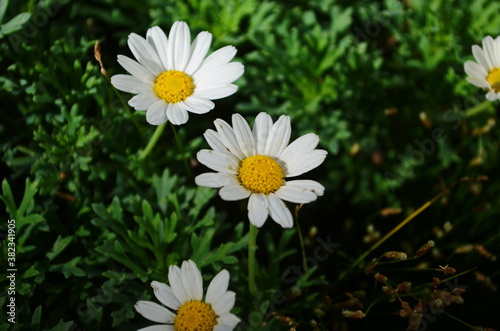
[338,176,487,281]
[94,41,143,133]
[138,123,166,161]
[442,311,478,329]
[248,224,258,296]
[170,123,193,179]
[464,99,493,118]
[294,204,307,272]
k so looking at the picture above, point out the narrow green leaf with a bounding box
[47,236,73,261]
[31,305,42,330]
[1,179,17,217]
[0,0,8,23]
[0,12,31,36]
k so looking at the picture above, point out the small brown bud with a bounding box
[374,273,388,283]
[380,207,402,217]
[396,281,412,293]
[430,298,444,313]
[438,265,456,275]
[454,244,473,254]
[474,244,497,261]
[399,300,412,318]
[384,107,398,116]
[382,285,395,296]
[432,277,441,287]
[415,240,435,258]
[342,310,366,319]
[385,251,408,260]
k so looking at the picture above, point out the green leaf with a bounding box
[1,179,17,217]
[48,319,76,331]
[23,265,39,279]
[47,235,73,261]
[17,178,38,217]
[0,12,31,37]
[0,0,8,23]
[31,305,42,330]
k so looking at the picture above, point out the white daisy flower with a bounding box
[135,260,240,331]
[464,35,500,101]
[111,21,244,125]
[195,112,327,228]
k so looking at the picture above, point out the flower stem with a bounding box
[294,204,307,272]
[442,311,478,329]
[464,99,493,118]
[248,224,258,296]
[170,123,193,179]
[138,123,166,161]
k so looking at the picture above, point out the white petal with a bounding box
[168,21,191,71]
[285,150,327,177]
[472,44,491,71]
[166,103,189,125]
[117,55,156,83]
[111,74,150,94]
[128,92,158,110]
[128,33,163,74]
[486,91,500,101]
[482,36,496,69]
[193,84,238,100]
[267,193,293,228]
[466,76,489,89]
[204,129,226,152]
[151,281,181,310]
[182,96,215,114]
[180,260,203,301]
[137,325,174,331]
[464,60,487,77]
[211,291,236,314]
[146,100,168,125]
[494,36,500,68]
[278,133,320,162]
[253,112,273,155]
[134,301,175,324]
[194,46,237,77]
[195,173,234,188]
[264,115,291,157]
[247,194,269,227]
[219,184,251,201]
[146,26,169,71]
[195,62,244,88]
[232,113,255,157]
[168,265,189,304]
[275,180,324,204]
[197,150,240,174]
[217,313,241,328]
[185,31,213,75]
[206,269,230,304]
[213,325,232,331]
[213,119,246,160]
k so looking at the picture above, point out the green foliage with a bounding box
[1,0,499,330]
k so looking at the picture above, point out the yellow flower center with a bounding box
[154,70,195,103]
[174,300,217,331]
[238,155,284,194]
[487,68,500,93]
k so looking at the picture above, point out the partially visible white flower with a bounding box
[464,35,500,101]
[195,112,327,228]
[135,260,240,331]
[111,21,244,125]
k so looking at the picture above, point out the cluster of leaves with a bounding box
[1,0,499,330]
